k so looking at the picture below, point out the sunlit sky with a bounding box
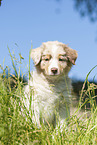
[0,0,97,80]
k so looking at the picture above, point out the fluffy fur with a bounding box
[24,41,78,127]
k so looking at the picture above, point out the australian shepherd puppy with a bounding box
[24,41,78,128]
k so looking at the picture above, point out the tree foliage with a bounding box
[74,0,97,22]
[55,0,97,22]
[0,0,2,6]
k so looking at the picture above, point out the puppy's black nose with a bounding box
[51,68,58,75]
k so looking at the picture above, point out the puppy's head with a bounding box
[31,41,78,77]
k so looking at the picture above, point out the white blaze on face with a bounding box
[48,45,59,75]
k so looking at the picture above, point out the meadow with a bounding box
[0,49,97,145]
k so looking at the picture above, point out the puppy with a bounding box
[24,41,78,127]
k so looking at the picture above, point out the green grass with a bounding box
[0,50,97,145]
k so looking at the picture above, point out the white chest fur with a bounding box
[24,71,72,126]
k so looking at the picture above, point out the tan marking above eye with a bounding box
[42,55,51,61]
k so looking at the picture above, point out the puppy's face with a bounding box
[31,41,78,77]
[41,44,69,76]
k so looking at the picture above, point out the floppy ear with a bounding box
[67,51,78,65]
[31,47,43,65]
[62,44,78,65]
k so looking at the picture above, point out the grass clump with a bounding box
[0,49,97,144]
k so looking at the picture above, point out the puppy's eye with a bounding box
[59,58,66,61]
[45,58,49,61]
[42,55,51,61]
[59,55,67,62]
[59,58,64,61]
